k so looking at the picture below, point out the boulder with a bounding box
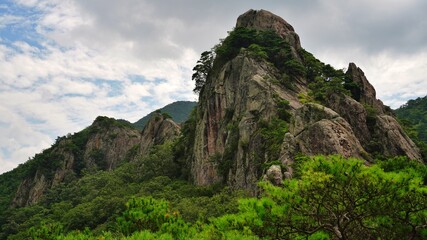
[290,103,367,159]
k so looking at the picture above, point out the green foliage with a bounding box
[395,96,427,143]
[174,187,244,223]
[89,150,106,169]
[161,112,172,119]
[215,27,258,63]
[213,155,427,239]
[93,116,136,130]
[133,101,197,130]
[362,104,386,157]
[29,222,64,240]
[299,48,323,82]
[219,123,239,181]
[173,108,198,179]
[297,92,316,104]
[278,73,296,91]
[284,59,306,77]
[308,76,350,102]
[192,50,214,93]
[276,99,292,122]
[28,150,64,178]
[1,131,246,239]
[117,197,175,235]
[395,95,427,160]
[299,48,356,102]
[5,154,426,240]
[133,141,181,181]
[247,44,268,60]
[213,27,305,80]
[0,123,111,238]
[259,117,288,162]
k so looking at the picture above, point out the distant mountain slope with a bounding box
[395,96,427,144]
[134,101,197,130]
[0,114,180,210]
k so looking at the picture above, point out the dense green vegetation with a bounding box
[4,110,425,239]
[0,139,246,239]
[395,96,427,159]
[5,155,425,239]
[214,27,305,79]
[192,51,214,94]
[133,101,197,130]
[0,116,141,238]
[298,49,354,102]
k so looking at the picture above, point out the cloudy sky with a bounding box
[1,0,426,174]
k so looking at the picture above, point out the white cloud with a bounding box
[0,15,22,28]
[0,0,200,173]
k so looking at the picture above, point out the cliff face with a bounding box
[190,9,422,191]
[12,114,180,207]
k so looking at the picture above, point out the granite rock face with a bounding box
[12,114,180,207]
[325,94,371,146]
[191,50,307,191]
[290,103,367,159]
[139,114,181,154]
[189,9,422,191]
[346,63,387,114]
[374,115,422,160]
[236,9,301,51]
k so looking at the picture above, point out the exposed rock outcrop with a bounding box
[192,53,305,190]
[374,115,422,160]
[326,94,371,145]
[12,171,47,207]
[346,63,387,114]
[84,119,142,170]
[237,9,301,52]
[264,165,283,186]
[290,103,367,159]
[12,114,180,207]
[190,9,422,191]
[139,114,181,154]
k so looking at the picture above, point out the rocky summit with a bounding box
[189,9,421,191]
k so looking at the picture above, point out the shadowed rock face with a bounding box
[374,115,422,160]
[290,103,367,159]
[12,114,180,207]
[191,52,307,190]
[139,114,181,154]
[325,94,371,146]
[190,9,422,191]
[346,62,387,114]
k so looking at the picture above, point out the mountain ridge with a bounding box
[133,101,197,130]
[187,9,421,190]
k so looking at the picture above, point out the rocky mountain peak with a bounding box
[346,63,386,113]
[139,112,181,154]
[12,113,181,207]
[236,9,301,50]
[189,9,422,191]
